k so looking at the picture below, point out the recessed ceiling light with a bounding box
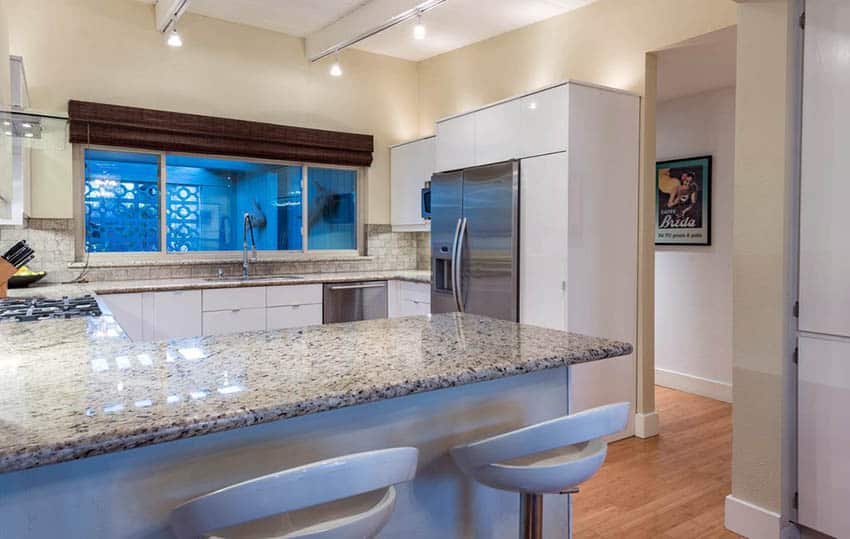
[528,102,538,110]
[21,123,32,128]
[2,121,10,126]
[24,132,34,138]
[4,131,12,136]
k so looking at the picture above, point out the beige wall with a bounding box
[0,0,9,106]
[0,0,10,218]
[731,0,795,514]
[417,0,737,130]
[4,0,420,222]
[416,0,737,415]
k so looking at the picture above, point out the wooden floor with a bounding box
[573,386,741,538]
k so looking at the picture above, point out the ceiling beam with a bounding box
[305,0,445,62]
[155,0,192,33]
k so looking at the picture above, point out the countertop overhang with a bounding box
[0,273,631,475]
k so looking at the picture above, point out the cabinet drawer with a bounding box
[267,304,323,330]
[203,307,266,336]
[152,290,203,340]
[266,284,323,307]
[203,286,266,312]
[399,281,430,303]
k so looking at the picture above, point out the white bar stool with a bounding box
[450,402,630,539]
[170,447,418,539]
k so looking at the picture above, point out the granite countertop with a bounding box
[7,270,431,299]
[0,310,632,474]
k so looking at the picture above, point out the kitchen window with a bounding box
[80,148,361,256]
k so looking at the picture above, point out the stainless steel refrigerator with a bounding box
[430,160,519,321]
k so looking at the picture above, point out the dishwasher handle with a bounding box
[327,283,386,290]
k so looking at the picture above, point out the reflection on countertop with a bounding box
[0,309,631,474]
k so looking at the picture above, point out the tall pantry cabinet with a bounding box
[797,1,850,537]
[435,82,640,438]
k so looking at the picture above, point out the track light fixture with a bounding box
[413,13,426,40]
[167,26,183,47]
[329,52,343,77]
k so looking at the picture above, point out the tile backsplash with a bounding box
[0,219,76,283]
[0,221,431,283]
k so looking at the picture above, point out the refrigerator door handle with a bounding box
[454,217,468,313]
[450,217,463,311]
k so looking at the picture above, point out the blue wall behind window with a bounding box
[308,167,357,250]
[84,151,353,254]
[84,150,161,253]
[165,155,302,252]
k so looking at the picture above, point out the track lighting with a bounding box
[413,13,426,40]
[167,27,183,47]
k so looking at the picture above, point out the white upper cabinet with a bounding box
[799,0,850,338]
[519,85,569,157]
[435,84,571,172]
[390,137,434,232]
[435,113,475,172]
[474,100,522,166]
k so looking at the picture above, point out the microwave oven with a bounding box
[421,181,431,220]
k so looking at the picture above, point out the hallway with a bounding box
[574,387,740,538]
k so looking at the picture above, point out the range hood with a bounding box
[0,56,68,224]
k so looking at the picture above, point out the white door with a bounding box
[798,335,850,538]
[435,114,475,172]
[519,153,568,330]
[799,0,850,338]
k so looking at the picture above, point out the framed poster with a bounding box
[655,155,712,245]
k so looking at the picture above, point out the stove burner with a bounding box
[0,295,102,322]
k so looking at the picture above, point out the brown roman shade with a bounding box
[68,100,374,167]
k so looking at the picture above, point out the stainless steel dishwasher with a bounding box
[323,281,388,323]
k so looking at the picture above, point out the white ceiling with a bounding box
[138,0,599,61]
[656,26,737,102]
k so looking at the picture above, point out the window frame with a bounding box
[73,144,366,262]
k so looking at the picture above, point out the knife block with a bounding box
[0,259,17,298]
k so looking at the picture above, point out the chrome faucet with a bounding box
[242,212,257,279]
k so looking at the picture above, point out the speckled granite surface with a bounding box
[0,311,631,474]
[7,270,431,299]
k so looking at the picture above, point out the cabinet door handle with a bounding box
[231,308,241,313]
[328,283,386,290]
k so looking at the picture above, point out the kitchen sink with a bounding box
[204,274,305,283]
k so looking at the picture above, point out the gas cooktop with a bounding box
[0,295,102,322]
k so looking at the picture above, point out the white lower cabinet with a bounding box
[798,335,850,539]
[203,308,267,336]
[267,304,323,330]
[101,290,202,341]
[100,293,144,341]
[388,280,431,318]
[151,290,203,340]
[201,284,324,336]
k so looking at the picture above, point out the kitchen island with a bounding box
[0,304,631,538]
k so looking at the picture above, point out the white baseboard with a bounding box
[656,367,733,403]
[725,495,781,538]
[634,411,659,438]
